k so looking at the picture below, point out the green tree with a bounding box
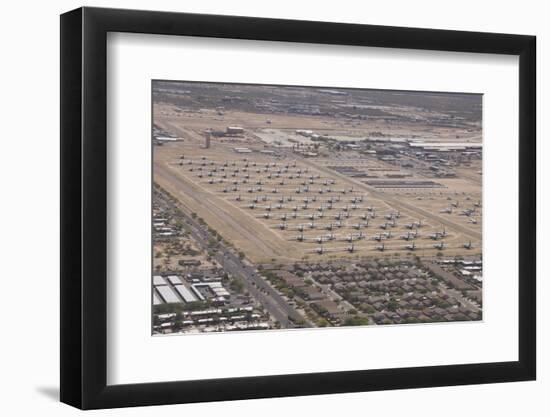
[387,298,398,312]
[343,317,370,326]
[316,318,329,327]
[230,278,245,294]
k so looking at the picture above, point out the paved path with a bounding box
[170,193,304,327]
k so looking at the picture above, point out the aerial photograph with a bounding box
[151,81,483,335]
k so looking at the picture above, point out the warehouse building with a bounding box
[226,126,244,135]
[174,284,198,303]
[156,285,180,304]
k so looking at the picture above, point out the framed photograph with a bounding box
[60,6,536,410]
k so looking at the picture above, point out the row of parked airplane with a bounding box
[237,194,358,204]
[251,203,363,212]
[440,204,479,217]
[182,157,301,170]
[224,185,358,195]
[290,227,448,242]
[203,173,341,186]
[310,240,474,254]
[269,215,430,233]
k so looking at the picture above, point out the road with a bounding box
[425,264,481,312]
[172,199,305,327]
[438,284,481,312]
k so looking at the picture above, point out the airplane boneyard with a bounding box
[170,155,480,257]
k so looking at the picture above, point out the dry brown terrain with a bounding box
[154,105,482,264]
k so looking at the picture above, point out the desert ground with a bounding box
[153,96,481,264]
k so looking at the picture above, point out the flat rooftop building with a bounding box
[153,290,163,305]
[156,285,180,304]
[409,142,482,150]
[155,136,181,142]
[174,284,199,303]
[226,126,244,135]
[153,275,166,286]
[234,147,252,153]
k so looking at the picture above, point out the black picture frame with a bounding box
[60,6,536,410]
